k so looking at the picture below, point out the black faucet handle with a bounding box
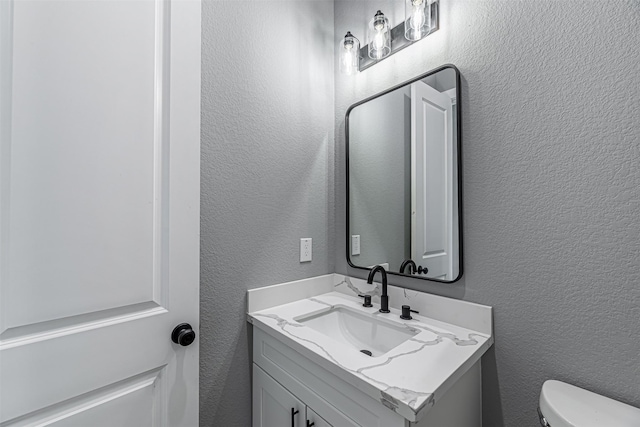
[400,305,419,320]
[417,265,429,275]
[358,294,373,308]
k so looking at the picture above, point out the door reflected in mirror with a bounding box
[346,65,462,283]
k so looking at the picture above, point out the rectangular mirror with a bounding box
[346,64,462,283]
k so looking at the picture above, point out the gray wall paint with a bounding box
[200,1,639,425]
[349,86,411,269]
[200,1,334,425]
[335,1,640,426]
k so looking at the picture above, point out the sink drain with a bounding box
[360,349,372,356]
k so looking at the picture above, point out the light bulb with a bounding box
[341,49,353,72]
[373,31,385,51]
[409,4,426,30]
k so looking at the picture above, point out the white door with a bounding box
[0,0,201,425]
[253,365,305,427]
[410,81,454,280]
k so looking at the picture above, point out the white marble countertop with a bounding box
[248,276,493,422]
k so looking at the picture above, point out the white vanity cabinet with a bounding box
[253,364,333,427]
[248,275,492,427]
[252,327,482,427]
[253,364,305,427]
[306,407,332,427]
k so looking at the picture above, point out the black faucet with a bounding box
[367,265,390,313]
[399,259,417,275]
[399,259,429,275]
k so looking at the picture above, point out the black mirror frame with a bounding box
[345,64,463,284]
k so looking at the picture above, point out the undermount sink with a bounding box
[295,305,418,357]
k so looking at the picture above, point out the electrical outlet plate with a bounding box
[300,238,312,262]
[351,235,360,256]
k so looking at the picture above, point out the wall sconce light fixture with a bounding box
[405,0,431,41]
[340,0,439,74]
[367,10,391,60]
[339,31,360,76]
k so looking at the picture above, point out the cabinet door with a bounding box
[306,407,333,427]
[253,364,305,427]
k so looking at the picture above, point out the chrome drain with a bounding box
[360,349,372,356]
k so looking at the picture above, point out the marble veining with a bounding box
[409,323,484,346]
[357,336,443,375]
[249,291,493,422]
[307,297,334,307]
[334,276,381,296]
[252,312,350,370]
[253,310,435,407]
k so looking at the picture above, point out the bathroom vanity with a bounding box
[247,274,493,426]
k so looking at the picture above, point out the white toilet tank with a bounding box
[539,380,640,427]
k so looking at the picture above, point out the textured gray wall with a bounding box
[334,1,640,426]
[200,1,334,425]
[349,86,411,270]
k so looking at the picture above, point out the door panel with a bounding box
[411,81,454,280]
[3,0,160,332]
[0,0,201,425]
[5,368,162,427]
[5,1,160,332]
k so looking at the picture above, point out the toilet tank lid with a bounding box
[540,380,640,427]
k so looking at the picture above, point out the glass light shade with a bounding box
[404,0,431,41]
[339,31,360,75]
[367,10,391,60]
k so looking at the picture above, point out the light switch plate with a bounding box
[300,238,312,262]
[351,235,360,256]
